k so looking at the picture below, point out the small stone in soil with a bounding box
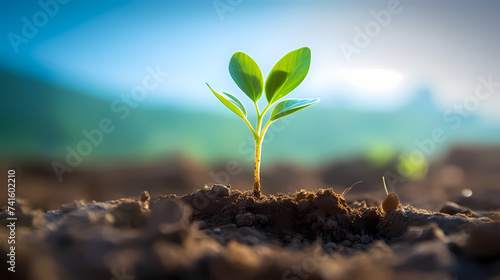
[341,240,353,247]
[360,235,373,245]
[236,212,255,227]
[212,184,231,197]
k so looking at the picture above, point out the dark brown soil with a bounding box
[167,186,381,246]
[1,186,500,280]
[6,146,500,213]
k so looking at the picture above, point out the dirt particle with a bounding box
[398,241,454,272]
[289,238,302,248]
[305,209,326,224]
[350,201,367,209]
[440,201,478,217]
[149,199,189,227]
[297,200,310,212]
[377,209,408,239]
[296,190,308,201]
[360,235,373,245]
[346,233,360,242]
[236,212,255,227]
[352,243,365,250]
[140,190,150,202]
[112,200,146,227]
[140,190,150,209]
[464,221,500,259]
[341,240,352,247]
[313,188,351,216]
[324,242,338,253]
[404,223,449,244]
[212,184,231,197]
[255,214,269,225]
[246,196,255,206]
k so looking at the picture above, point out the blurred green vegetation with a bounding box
[2,68,500,173]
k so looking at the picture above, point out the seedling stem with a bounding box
[207,47,319,197]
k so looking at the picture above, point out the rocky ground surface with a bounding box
[1,185,500,280]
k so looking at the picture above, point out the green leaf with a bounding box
[229,52,263,102]
[206,83,247,119]
[265,47,311,104]
[270,98,319,122]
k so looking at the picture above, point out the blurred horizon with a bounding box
[1,0,500,180]
[2,65,500,166]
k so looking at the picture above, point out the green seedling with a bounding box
[206,47,319,197]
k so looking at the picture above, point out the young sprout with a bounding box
[206,47,319,197]
[381,176,401,213]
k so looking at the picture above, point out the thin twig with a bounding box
[341,180,364,197]
[382,176,389,196]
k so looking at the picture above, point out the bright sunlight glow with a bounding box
[336,69,404,91]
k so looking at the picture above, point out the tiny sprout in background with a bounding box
[381,176,402,213]
[206,47,319,197]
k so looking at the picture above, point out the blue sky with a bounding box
[2,0,500,118]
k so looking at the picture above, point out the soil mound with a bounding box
[1,185,499,280]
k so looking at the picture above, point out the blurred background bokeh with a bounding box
[1,0,499,211]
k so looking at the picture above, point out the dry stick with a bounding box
[341,180,364,197]
[382,176,389,196]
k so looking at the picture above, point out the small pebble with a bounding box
[197,220,208,229]
[140,190,150,202]
[440,201,478,217]
[352,243,365,250]
[296,190,307,201]
[399,241,454,271]
[349,201,367,209]
[360,235,373,245]
[341,240,352,247]
[212,184,230,197]
[290,238,302,248]
[464,221,500,259]
[346,233,356,242]
[140,190,150,209]
[297,200,310,212]
[236,212,255,227]
[255,214,269,224]
[324,242,338,251]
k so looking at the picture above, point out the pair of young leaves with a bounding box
[207,47,319,126]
